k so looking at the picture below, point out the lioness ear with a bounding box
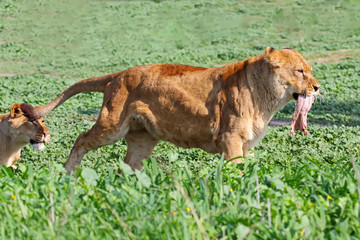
[10,103,23,118]
[265,46,282,67]
[265,46,276,55]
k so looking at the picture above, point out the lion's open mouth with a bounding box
[290,94,314,136]
[292,93,299,100]
[30,139,46,151]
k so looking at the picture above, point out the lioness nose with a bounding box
[42,131,48,139]
[313,85,319,91]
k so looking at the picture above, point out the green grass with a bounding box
[1,0,360,239]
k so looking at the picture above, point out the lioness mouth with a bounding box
[290,94,314,136]
[30,139,44,144]
[292,93,299,100]
[30,139,46,151]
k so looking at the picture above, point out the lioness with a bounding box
[0,103,50,168]
[34,47,320,173]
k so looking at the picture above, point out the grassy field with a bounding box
[1,0,360,239]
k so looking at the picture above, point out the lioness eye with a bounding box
[297,70,304,74]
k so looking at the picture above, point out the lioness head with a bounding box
[265,47,320,101]
[9,103,50,151]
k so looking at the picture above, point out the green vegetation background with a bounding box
[0,0,359,239]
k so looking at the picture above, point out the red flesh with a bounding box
[290,95,314,136]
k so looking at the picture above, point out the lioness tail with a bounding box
[34,73,116,118]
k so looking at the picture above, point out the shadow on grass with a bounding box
[77,108,100,115]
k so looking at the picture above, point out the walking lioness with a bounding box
[34,47,320,173]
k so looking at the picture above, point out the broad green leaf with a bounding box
[81,168,99,186]
[135,170,151,188]
[119,160,134,176]
[236,223,250,239]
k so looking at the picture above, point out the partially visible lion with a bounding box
[34,47,320,174]
[0,103,50,168]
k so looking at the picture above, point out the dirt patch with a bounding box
[43,74,58,78]
[306,49,360,64]
[0,73,17,77]
[269,119,329,127]
[0,73,57,78]
[0,41,6,45]
[81,115,98,122]
[3,16,16,21]
[13,61,27,65]
[269,120,290,126]
[215,49,359,67]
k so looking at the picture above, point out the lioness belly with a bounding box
[128,107,219,153]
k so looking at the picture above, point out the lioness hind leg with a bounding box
[64,121,129,174]
[123,130,158,171]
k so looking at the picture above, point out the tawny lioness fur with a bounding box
[0,103,50,168]
[34,47,320,173]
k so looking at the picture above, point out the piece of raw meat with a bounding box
[290,95,314,136]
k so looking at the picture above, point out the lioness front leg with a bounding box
[217,133,244,163]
